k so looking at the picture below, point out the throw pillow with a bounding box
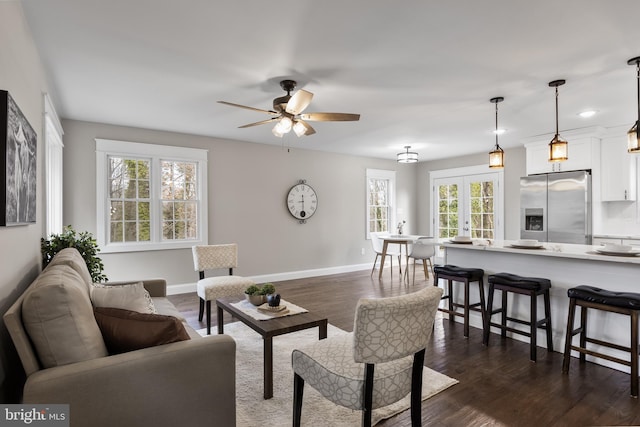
[94,307,190,354]
[90,282,157,313]
[22,265,109,368]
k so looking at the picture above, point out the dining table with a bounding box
[377,234,427,280]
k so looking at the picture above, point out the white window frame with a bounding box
[96,139,208,253]
[365,168,396,239]
[44,93,64,237]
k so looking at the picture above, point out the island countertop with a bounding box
[441,239,640,265]
[441,239,639,374]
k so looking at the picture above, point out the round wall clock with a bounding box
[287,180,318,223]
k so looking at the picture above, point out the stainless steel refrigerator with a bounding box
[520,170,592,244]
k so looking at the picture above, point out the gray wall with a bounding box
[0,2,51,403]
[62,119,419,285]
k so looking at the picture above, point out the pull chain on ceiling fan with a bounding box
[218,80,360,137]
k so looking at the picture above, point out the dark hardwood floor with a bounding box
[168,269,640,426]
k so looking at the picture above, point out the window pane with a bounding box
[160,160,199,241]
[124,222,137,242]
[367,177,391,234]
[110,222,123,242]
[107,156,152,244]
[139,180,150,198]
[110,201,123,221]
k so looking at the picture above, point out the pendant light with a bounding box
[627,56,640,153]
[488,97,505,168]
[548,79,568,162]
[397,146,418,163]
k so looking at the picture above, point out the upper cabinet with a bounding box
[525,137,598,175]
[600,135,637,201]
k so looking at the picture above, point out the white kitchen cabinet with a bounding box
[600,136,637,201]
[525,137,595,175]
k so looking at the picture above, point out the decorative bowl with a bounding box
[245,294,266,306]
[602,244,632,252]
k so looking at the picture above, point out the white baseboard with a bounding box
[167,263,372,295]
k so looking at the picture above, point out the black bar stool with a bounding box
[433,265,485,338]
[562,285,640,397]
[483,273,553,362]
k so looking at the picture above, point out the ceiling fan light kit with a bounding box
[219,79,360,139]
[548,79,569,162]
[628,56,640,153]
[488,96,505,169]
[397,146,418,163]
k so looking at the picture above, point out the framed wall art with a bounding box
[1,90,37,226]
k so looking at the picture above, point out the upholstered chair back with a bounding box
[192,244,238,272]
[353,286,442,364]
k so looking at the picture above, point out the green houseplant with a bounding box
[244,283,276,306]
[41,225,108,283]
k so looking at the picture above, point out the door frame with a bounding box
[429,164,505,240]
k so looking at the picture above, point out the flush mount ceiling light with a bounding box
[488,97,505,169]
[548,79,568,162]
[397,146,418,163]
[628,56,640,153]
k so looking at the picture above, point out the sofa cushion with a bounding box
[22,264,108,368]
[45,247,94,289]
[90,282,157,314]
[94,307,190,354]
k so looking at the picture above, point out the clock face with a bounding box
[287,183,318,220]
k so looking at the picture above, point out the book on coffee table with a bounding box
[257,303,289,315]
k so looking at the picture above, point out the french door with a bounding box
[433,172,503,240]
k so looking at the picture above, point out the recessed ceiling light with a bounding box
[493,128,506,135]
[578,110,597,118]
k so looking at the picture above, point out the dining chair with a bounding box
[407,237,436,284]
[369,232,402,278]
[291,286,443,427]
[192,244,255,335]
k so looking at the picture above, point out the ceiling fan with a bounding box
[218,80,360,137]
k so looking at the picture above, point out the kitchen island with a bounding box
[442,240,639,373]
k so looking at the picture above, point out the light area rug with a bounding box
[198,322,458,426]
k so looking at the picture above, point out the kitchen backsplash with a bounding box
[595,201,640,237]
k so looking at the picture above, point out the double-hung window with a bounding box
[96,139,208,253]
[366,169,396,238]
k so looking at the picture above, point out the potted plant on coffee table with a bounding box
[244,283,276,306]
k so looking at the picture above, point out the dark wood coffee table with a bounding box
[216,297,328,399]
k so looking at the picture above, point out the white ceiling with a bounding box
[20,0,640,161]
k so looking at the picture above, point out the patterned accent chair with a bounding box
[291,286,443,427]
[192,244,255,335]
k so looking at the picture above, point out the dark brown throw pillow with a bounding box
[94,307,190,354]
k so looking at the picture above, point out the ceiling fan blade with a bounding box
[294,119,316,136]
[300,112,360,122]
[218,101,279,115]
[238,117,280,128]
[285,89,313,115]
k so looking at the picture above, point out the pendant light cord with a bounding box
[555,85,560,137]
[495,101,499,148]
